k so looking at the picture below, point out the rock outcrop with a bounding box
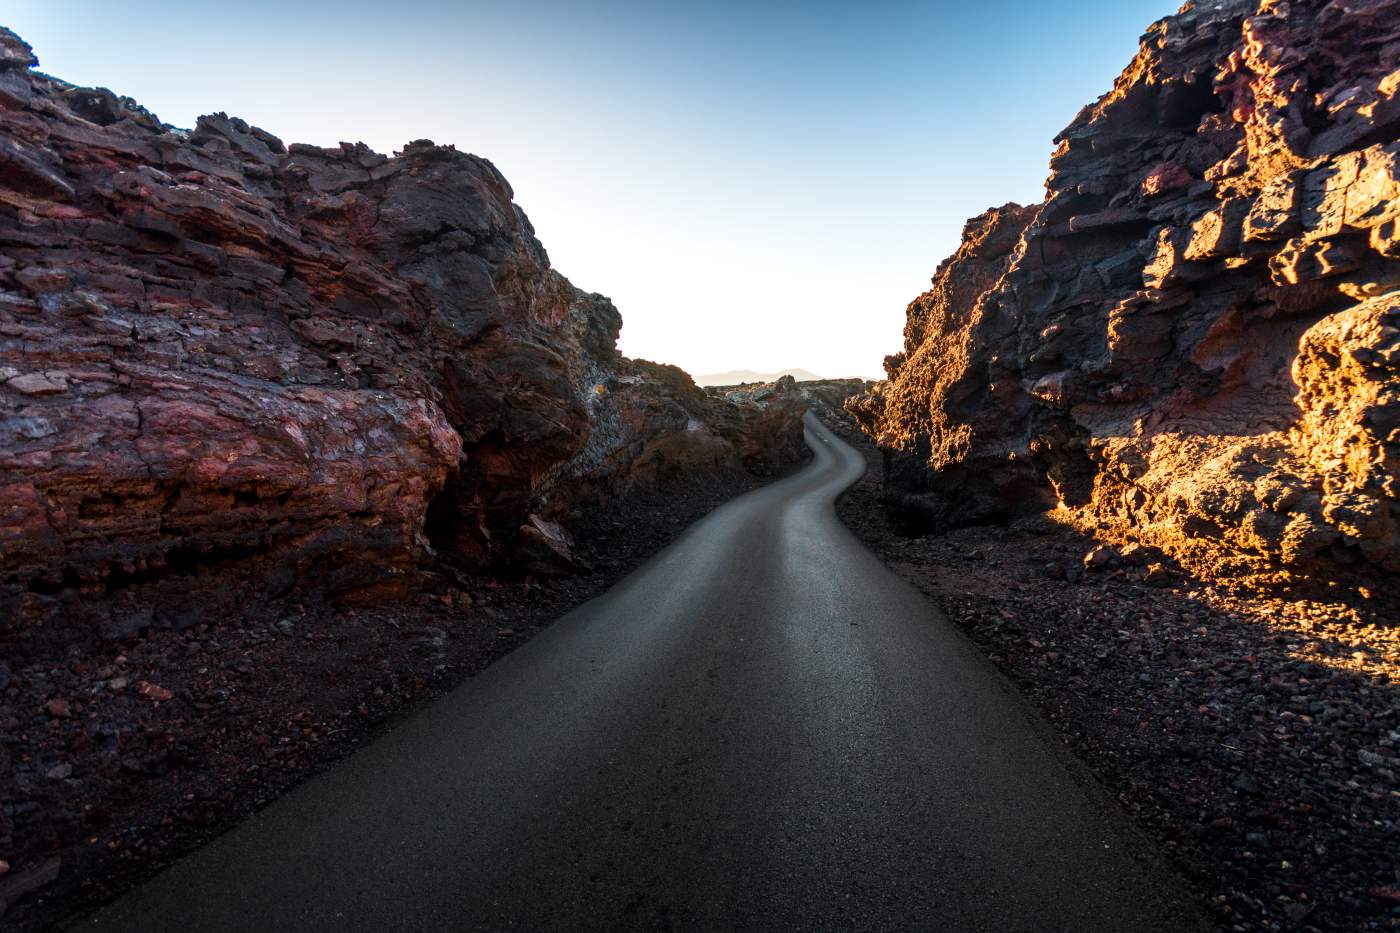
[851,0,1400,584]
[0,28,804,649]
[712,376,873,426]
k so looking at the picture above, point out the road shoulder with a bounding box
[6,459,809,933]
[825,413,1400,932]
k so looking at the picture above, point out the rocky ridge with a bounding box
[710,374,873,416]
[849,0,1400,587]
[0,26,805,653]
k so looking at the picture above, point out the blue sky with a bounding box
[4,0,1173,378]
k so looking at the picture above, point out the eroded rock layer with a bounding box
[0,28,804,647]
[851,0,1400,583]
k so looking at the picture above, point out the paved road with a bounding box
[82,412,1204,932]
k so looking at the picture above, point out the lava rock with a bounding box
[848,0,1400,583]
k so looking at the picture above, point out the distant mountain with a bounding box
[694,368,823,387]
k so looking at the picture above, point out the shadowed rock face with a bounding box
[0,28,804,646]
[851,0,1400,583]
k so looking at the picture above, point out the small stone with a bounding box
[43,697,71,718]
[1232,773,1261,795]
[1083,545,1115,569]
[0,859,8,875]
[137,681,173,701]
[45,762,72,780]
[107,677,128,691]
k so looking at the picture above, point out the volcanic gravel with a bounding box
[0,461,805,933]
[830,415,1400,932]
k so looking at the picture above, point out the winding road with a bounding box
[82,412,1204,932]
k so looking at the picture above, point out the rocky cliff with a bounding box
[851,0,1400,586]
[0,28,805,650]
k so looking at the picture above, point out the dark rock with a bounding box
[0,32,808,650]
[513,515,583,577]
[1232,772,1261,795]
[848,0,1400,584]
[0,856,60,918]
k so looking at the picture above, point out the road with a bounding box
[81,412,1204,932]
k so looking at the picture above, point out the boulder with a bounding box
[513,515,582,577]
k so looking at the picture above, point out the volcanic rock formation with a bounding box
[0,28,805,649]
[850,0,1400,584]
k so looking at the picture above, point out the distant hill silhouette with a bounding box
[695,368,823,386]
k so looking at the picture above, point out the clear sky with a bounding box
[5,0,1172,379]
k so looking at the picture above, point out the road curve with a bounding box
[80,412,1204,932]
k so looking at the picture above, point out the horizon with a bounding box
[5,0,1173,379]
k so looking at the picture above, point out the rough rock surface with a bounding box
[710,375,873,422]
[0,27,804,652]
[850,0,1400,585]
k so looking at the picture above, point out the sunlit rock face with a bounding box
[850,0,1400,582]
[0,28,804,645]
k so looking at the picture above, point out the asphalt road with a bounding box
[81,412,1205,932]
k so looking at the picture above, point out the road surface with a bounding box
[81,412,1204,932]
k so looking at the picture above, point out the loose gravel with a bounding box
[0,465,803,933]
[831,416,1399,932]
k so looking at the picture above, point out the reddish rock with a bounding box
[0,28,806,651]
[850,0,1400,584]
[136,681,173,701]
[1140,160,1192,198]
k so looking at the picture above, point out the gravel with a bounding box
[0,461,806,932]
[831,415,1399,933]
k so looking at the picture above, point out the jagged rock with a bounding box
[513,515,581,577]
[0,31,806,651]
[0,28,37,72]
[707,376,869,475]
[850,0,1400,583]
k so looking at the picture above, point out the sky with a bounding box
[4,0,1173,379]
